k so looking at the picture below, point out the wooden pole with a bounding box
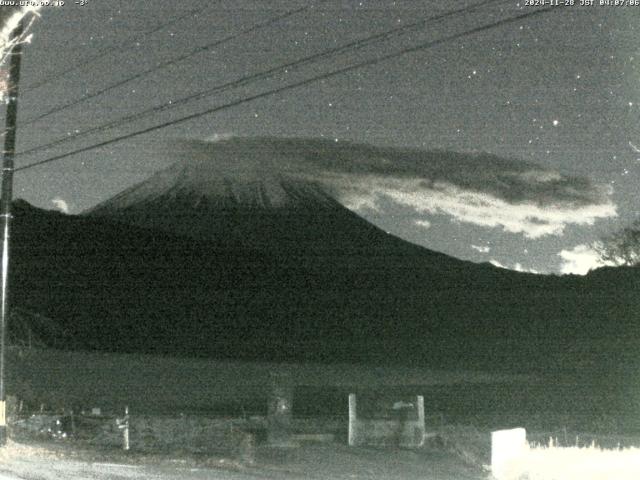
[0,19,24,446]
[123,406,130,451]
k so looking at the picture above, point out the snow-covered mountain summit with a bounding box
[88,137,340,215]
[86,137,392,249]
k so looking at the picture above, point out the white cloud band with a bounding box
[165,137,618,239]
[558,244,614,275]
[332,175,616,239]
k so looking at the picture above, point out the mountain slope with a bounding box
[7,137,640,372]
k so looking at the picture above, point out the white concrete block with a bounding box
[491,427,527,480]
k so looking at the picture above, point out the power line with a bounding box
[18,0,507,158]
[21,5,311,126]
[16,5,563,173]
[22,5,209,93]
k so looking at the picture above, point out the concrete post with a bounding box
[348,393,357,446]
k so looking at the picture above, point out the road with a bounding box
[0,457,306,480]
[0,441,308,480]
[0,440,486,479]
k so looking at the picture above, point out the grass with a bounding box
[513,440,640,480]
[421,426,640,480]
[4,346,528,416]
[6,346,640,479]
[9,411,640,480]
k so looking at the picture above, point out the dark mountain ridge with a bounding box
[8,138,639,373]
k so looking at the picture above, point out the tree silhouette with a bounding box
[595,219,640,266]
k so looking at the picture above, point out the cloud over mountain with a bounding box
[162,136,616,239]
[51,197,69,214]
[558,243,614,275]
[308,147,616,239]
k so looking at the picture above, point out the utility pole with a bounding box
[0,19,25,446]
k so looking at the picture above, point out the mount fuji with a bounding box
[7,137,639,372]
[88,138,369,251]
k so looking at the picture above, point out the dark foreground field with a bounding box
[5,346,530,417]
[7,348,640,433]
[3,346,640,479]
[4,346,638,432]
[0,433,489,480]
[3,423,639,480]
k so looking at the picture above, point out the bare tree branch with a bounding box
[595,219,640,266]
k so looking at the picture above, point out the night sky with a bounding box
[7,0,640,274]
